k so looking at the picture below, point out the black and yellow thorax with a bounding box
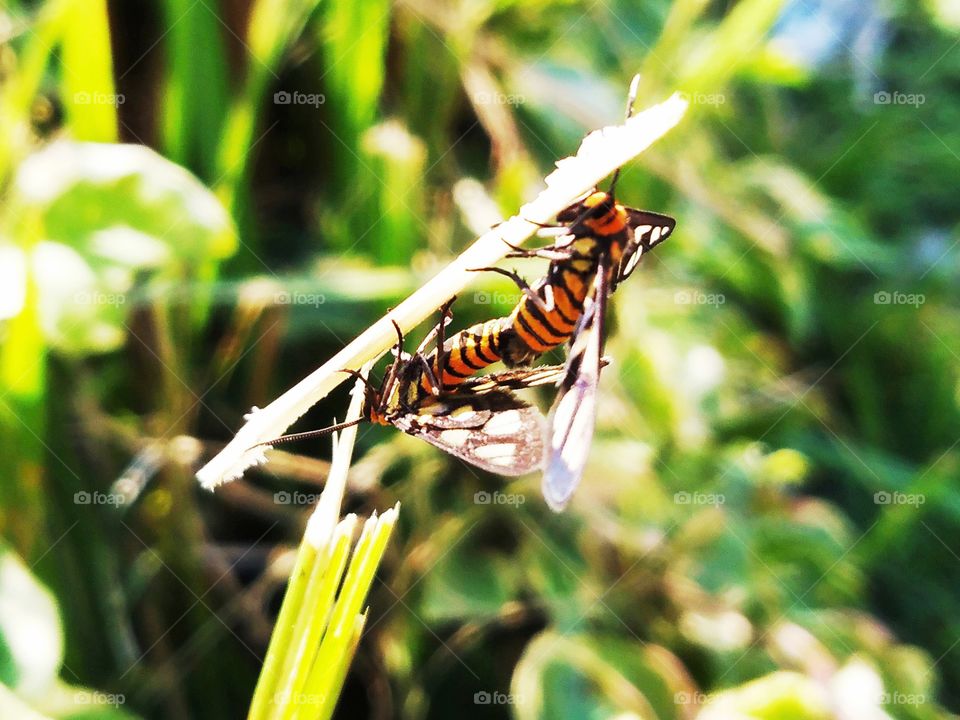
[502,192,629,365]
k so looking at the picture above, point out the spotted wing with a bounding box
[391,390,546,476]
[614,209,676,289]
[542,260,608,511]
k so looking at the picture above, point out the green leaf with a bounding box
[697,671,831,719]
[512,633,679,720]
[420,546,516,622]
[4,141,236,354]
[0,546,63,697]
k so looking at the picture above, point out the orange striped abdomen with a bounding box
[419,317,505,395]
[503,267,591,366]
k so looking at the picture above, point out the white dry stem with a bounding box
[304,366,370,549]
[197,92,688,489]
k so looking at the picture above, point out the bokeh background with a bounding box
[1,0,959,718]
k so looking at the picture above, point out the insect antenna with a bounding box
[250,417,366,449]
[609,74,642,200]
[249,367,378,451]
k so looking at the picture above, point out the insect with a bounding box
[489,189,675,509]
[433,81,677,510]
[377,188,673,505]
[265,80,676,505]
[411,191,675,397]
[261,301,565,476]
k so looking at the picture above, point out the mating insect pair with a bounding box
[466,189,673,509]
[265,81,677,510]
[394,84,676,509]
[266,184,675,511]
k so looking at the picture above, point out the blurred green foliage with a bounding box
[0,0,959,718]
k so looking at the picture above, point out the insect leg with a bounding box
[468,266,553,315]
[413,299,455,395]
[415,297,455,356]
[379,319,408,415]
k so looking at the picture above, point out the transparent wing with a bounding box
[541,260,608,511]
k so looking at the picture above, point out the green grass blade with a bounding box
[160,0,228,178]
[60,0,117,142]
[216,0,325,220]
[306,506,399,719]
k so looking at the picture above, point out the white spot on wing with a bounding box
[473,443,518,463]
[482,409,524,436]
[451,405,478,421]
[439,429,472,446]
